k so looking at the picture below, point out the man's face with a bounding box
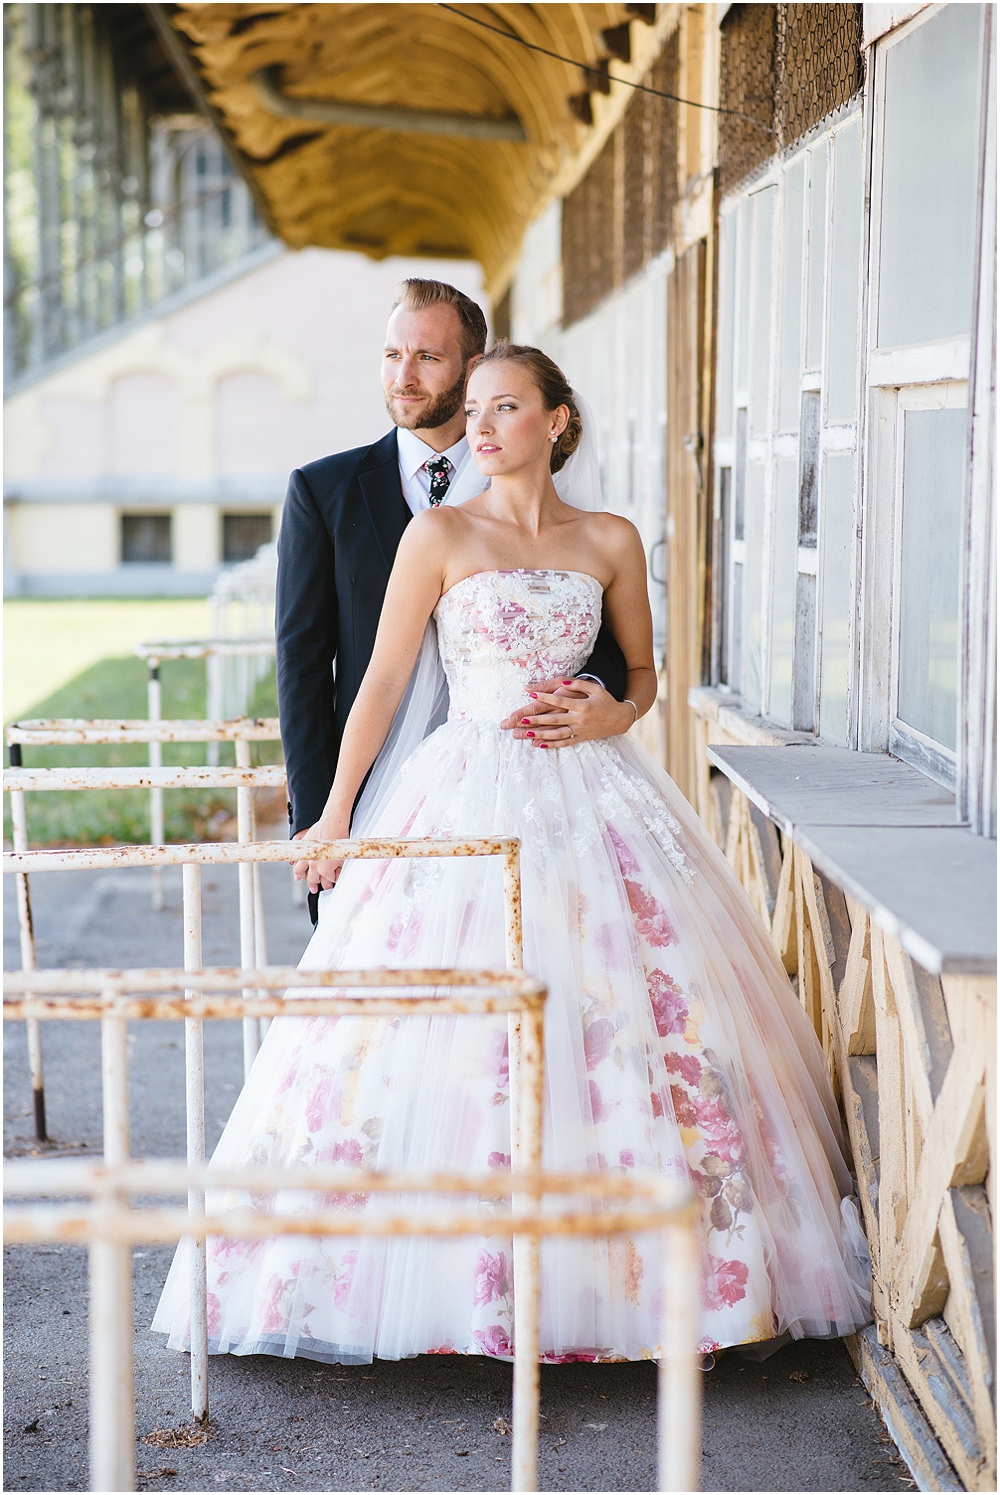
[382,303,470,431]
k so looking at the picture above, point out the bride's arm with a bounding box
[595,518,658,722]
[292,512,449,890]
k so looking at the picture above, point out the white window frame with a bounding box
[712,106,863,738]
[858,3,991,802]
[886,381,969,787]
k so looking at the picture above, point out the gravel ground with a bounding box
[4,863,911,1492]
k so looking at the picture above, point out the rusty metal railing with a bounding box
[3,832,523,1119]
[6,712,283,915]
[5,836,524,1445]
[5,956,556,1490]
[134,637,276,773]
[4,1142,701,1494]
[4,753,286,1137]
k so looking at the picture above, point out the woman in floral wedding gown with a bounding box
[153,344,871,1366]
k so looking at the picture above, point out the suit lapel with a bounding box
[358,430,409,573]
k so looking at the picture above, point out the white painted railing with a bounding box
[3,969,701,1495]
[5,713,284,917]
[4,755,287,1136]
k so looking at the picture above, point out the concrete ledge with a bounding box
[687,685,817,747]
[706,743,996,975]
[5,568,222,598]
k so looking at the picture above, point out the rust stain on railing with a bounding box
[4,766,287,792]
[6,717,282,746]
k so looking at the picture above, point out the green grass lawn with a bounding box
[4,598,212,722]
[5,653,281,848]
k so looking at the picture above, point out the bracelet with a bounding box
[623,699,638,724]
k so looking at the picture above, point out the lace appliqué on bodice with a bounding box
[432,568,693,883]
[434,569,602,723]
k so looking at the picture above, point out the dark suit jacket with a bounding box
[276,429,627,835]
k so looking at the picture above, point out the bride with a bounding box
[153,343,871,1364]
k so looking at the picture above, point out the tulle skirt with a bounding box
[151,724,871,1363]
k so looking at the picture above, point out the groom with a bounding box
[276,277,631,909]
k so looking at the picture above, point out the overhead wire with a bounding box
[436,3,775,135]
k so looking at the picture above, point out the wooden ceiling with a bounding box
[168,3,646,291]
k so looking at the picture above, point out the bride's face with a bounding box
[464,361,568,477]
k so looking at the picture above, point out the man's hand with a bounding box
[500,677,636,746]
[291,818,349,893]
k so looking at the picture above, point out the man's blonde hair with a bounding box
[390,278,488,364]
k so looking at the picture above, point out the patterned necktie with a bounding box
[425,454,452,507]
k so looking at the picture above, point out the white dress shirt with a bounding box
[396,428,471,516]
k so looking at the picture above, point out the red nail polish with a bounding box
[562,680,573,686]
[540,743,548,749]
[520,718,530,725]
[528,692,537,699]
[527,731,535,738]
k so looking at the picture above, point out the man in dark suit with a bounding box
[276,278,632,914]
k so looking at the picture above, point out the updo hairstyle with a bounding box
[476,341,582,473]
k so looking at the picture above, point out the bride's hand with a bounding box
[501,677,637,746]
[291,815,350,892]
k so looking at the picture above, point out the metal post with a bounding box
[8,743,46,1142]
[235,739,258,1075]
[91,1001,135,1492]
[502,843,524,971]
[248,748,271,1044]
[510,999,544,1495]
[182,863,209,1423]
[657,1222,702,1493]
[147,662,164,911]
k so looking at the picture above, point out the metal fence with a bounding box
[3,839,704,1492]
[2,804,521,1127]
[7,711,283,910]
[133,639,278,776]
[4,1142,701,1494]
[4,755,289,1136]
[4,960,560,1491]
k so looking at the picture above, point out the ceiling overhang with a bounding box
[156,2,667,294]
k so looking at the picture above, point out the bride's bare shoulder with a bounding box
[577,510,643,552]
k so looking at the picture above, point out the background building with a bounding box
[2,3,482,595]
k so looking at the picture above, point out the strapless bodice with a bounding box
[433,569,603,722]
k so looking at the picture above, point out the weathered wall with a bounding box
[4,246,484,594]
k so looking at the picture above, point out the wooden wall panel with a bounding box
[690,718,997,1490]
[664,241,708,802]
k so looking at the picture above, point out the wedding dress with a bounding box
[153,566,871,1365]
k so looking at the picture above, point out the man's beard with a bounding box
[384,369,466,431]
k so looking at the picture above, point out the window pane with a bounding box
[768,459,798,726]
[805,143,827,372]
[877,5,983,348]
[735,198,752,394]
[730,562,744,694]
[896,406,966,751]
[778,159,805,434]
[734,407,747,540]
[749,187,775,437]
[742,461,766,713]
[223,513,272,564]
[121,514,171,564]
[717,212,736,441]
[819,453,854,745]
[719,467,732,683]
[826,116,863,424]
